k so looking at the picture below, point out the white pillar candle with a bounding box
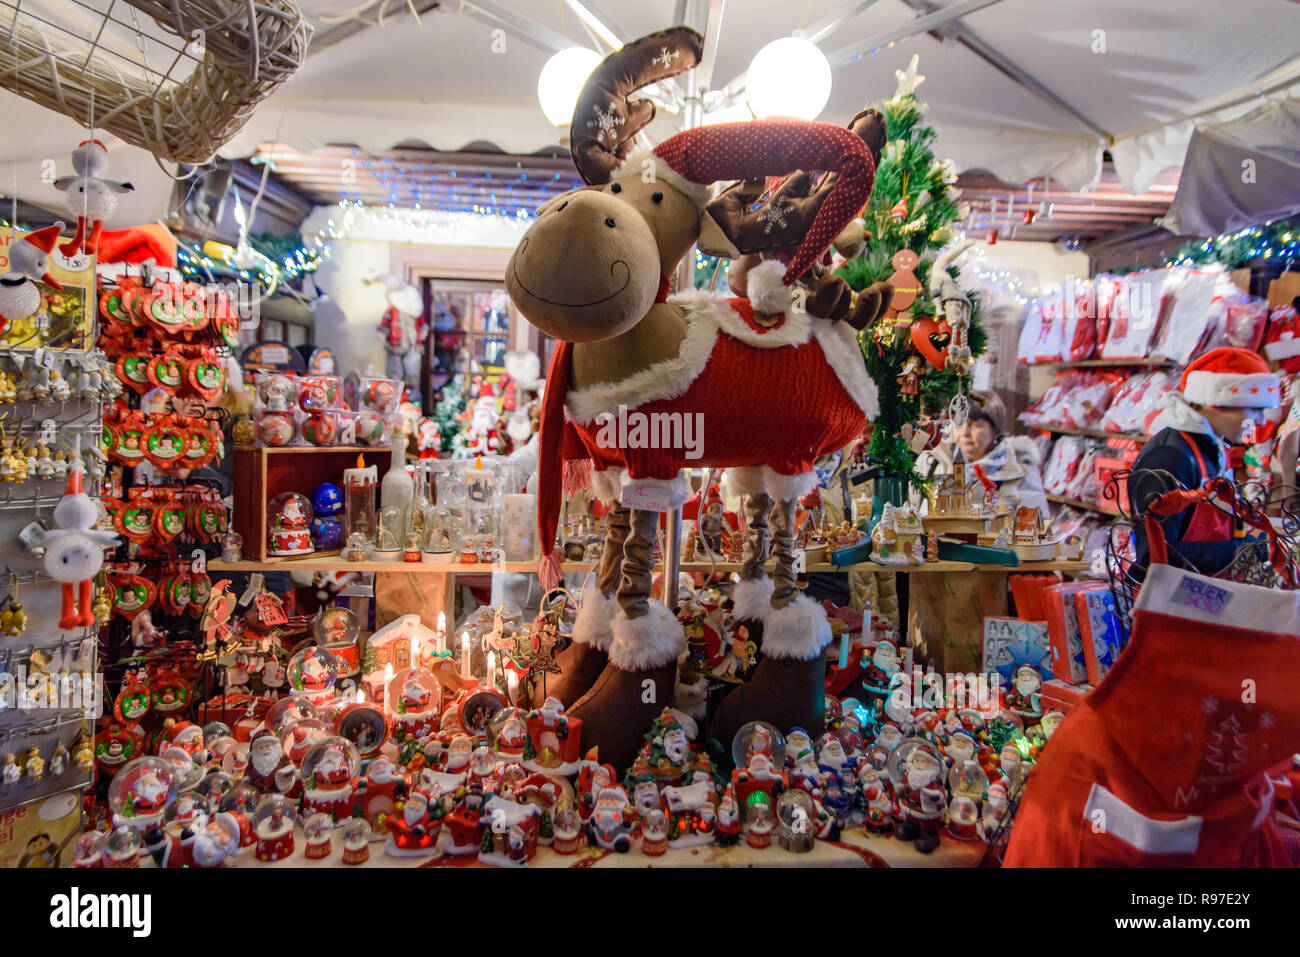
[506,669,519,705]
[486,651,496,690]
[461,632,471,679]
[436,611,447,654]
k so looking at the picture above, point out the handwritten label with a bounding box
[621,483,673,512]
[1171,575,1231,617]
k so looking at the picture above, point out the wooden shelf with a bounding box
[1047,492,1121,517]
[1033,358,1177,369]
[1029,425,1148,443]
[231,444,388,455]
[211,557,1092,575]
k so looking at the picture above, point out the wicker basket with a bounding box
[0,0,311,164]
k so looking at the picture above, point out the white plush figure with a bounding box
[37,465,120,629]
[53,140,133,257]
[0,223,64,326]
[928,238,976,359]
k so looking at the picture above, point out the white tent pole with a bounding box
[457,0,583,55]
[803,0,886,46]
[826,0,1005,67]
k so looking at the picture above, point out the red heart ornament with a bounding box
[909,316,954,372]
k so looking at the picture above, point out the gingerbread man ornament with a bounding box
[885,249,923,319]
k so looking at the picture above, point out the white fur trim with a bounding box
[607,603,685,671]
[747,259,792,315]
[590,467,623,505]
[612,151,711,207]
[812,320,880,419]
[725,466,766,497]
[1136,562,1300,636]
[760,593,833,661]
[1264,333,1300,361]
[619,472,689,509]
[763,467,818,501]
[566,317,717,424]
[1182,370,1281,409]
[674,289,812,349]
[672,684,707,725]
[731,575,775,621]
[573,584,619,651]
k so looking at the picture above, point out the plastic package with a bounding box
[352,410,397,447]
[1151,269,1221,364]
[359,375,402,413]
[298,375,344,412]
[256,401,297,447]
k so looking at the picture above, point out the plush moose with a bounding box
[506,27,894,770]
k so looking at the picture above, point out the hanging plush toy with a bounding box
[0,223,64,327]
[53,140,133,257]
[38,463,120,629]
[368,273,428,404]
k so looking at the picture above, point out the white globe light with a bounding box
[537,47,604,127]
[745,36,832,121]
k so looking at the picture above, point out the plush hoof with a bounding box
[565,603,683,772]
[529,641,609,709]
[566,659,679,774]
[707,653,827,752]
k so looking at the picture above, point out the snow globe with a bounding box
[267,491,314,556]
[745,800,775,848]
[386,666,442,742]
[252,793,296,862]
[372,505,403,561]
[314,606,361,677]
[280,718,333,767]
[219,531,243,563]
[776,788,817,852]
[641,808,668,857]
[303,812,334,860]
[106,826,142,867]
[287,646,339,706]
[264,694,319,738]
[340,817,371,865]
[109,756,176,831]
[730,720,786,770]
[195,770,234,806]
[422,506,456,562]
[218,784,261,848]
[299,736,360,821]
[947,794,980,840]
[1040,709,1065,739]
[159,745,204,792]
[948,757,989,802]
[163,789,212,836]
[552,808,583,855]
[73,830,107,868]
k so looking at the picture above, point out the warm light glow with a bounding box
[437,611,446,633]
[355,688,364,704]
[537,47,603,127]
[745,36,832,120]
[356,454,366,469]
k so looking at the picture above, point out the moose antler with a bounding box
[569,27,704,185]
[703,108,887,262]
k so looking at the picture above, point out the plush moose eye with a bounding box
[555,200,568,212]
[610,182,622,194]
[605,216,616,228]
[652,192,663,203]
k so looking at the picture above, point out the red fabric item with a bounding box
[1006,487,1300,867]
[537,341,573,582]
[654,274,671,303]
[652,120,875,284]
[95,225,177,267]
[1175,431,1234,544]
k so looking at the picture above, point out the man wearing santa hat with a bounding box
[1129,347,1281,576]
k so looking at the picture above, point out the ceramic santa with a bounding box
[731,752,788,811]
[894,747,946,854]
[244,730,286,794]
[588,784,635,853]
[494,714,529,763]
[441,785,487,856]
[859,768,893,833]
[354,756,409,826]
[384,785,443,857]
[715,788,742,846]
[1004,665,1043,719]
[299,738,359,822]
[576,757,618,821]
[390,673,441,743]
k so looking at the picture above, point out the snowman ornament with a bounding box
[34,462,120,630]
[0,224,64,327]
[53,140,133,257]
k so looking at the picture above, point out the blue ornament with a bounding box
[311,517,344,551]
[312,483,344,516]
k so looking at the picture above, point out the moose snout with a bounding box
[505,188,661,341]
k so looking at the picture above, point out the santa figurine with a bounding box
[440,734,473,777]
[385,786,443,857]
[715,788,742,846]
[863,639,900,694]
[119,771,170,830]
[392,677,439,743]
[1004,665,1043,719]
[732,752,788,812]
[254,798,295,862]
[467,745,501,792]
[576,756,618,821]
[494,714,529,764]
[245,731,287,794]
[299,741,357,822]
[354,756,408,826]
[894,748,947,854]
[859,768,894,834]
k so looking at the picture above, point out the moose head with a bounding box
[506,27,893,348]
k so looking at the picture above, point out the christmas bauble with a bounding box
[311,483,344,516]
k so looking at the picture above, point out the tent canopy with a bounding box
[3,0,1299,230]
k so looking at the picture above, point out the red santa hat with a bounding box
[22,223,64,255]
[1179,347,1281,409]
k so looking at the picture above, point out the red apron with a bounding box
[1176,430,1238,543]
[1005,488,1300,867]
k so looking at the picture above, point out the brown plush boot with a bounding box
[530,505,629,708]
[709,494,832,747]
[567,507,683,773]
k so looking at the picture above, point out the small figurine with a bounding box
[49,744,68,776]
[22,745,45,782]
[588,785,636,853]
[925,530,939,563]
[1005,664,1044,719]
[712,624,757,682]
[1,752,19,785]
[897,354,923,396]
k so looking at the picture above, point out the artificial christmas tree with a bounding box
[838,55,987,491]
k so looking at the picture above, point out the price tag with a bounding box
[238,572,264,607]
[621,483,681,513]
